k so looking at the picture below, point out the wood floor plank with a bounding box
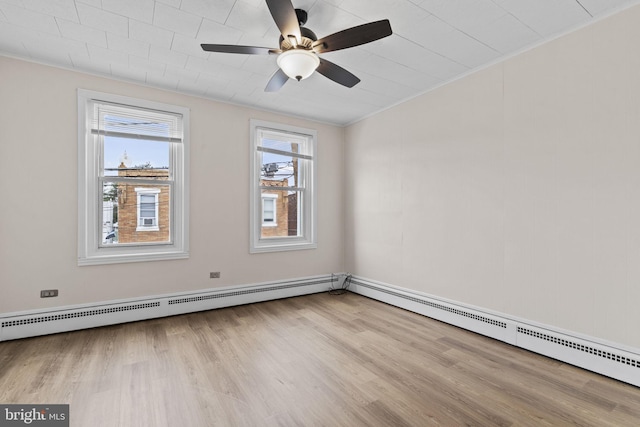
[1,292,639,426]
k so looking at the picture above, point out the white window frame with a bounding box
[250,119,317,253]
[262,194,278,227]
[78,89,189,265]
[135,188,160,231]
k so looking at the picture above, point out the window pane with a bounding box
[260,151,305,189]
[140,194,155,217]
[104,137,169,178]
[260,189,301,238]
[263,199,275,222]
[100,108,180,140]
[101,182,171,245]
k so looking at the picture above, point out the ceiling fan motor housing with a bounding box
[279,26,317,51]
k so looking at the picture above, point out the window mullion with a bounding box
[259,186,304,191]
[257,146,313,160]
[102,176,174,185]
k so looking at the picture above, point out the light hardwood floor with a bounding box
[1,292,639,426]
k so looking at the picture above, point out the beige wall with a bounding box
[345,5,640,349]
[0,56,345,312]
[3,4,640,351]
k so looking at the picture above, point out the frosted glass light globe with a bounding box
[277,49,320,81]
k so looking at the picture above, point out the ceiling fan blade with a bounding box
[265,68,289,92]
[201,44,278,55]
[316,59,360,88]
[313,20,392,54]
[265,0,301,42]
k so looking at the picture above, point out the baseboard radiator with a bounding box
[2,274,638,387]
[0,275,332,342]
[350,276,640,388]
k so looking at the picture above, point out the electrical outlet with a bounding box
[210,272,221,279]
[40,289,58,298]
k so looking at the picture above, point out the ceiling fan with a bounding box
[201,0,392,92]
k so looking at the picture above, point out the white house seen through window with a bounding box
[262,194,277,226]
[136,188,160,231]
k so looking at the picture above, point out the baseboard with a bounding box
[349,276,640,388]
[0,275,333,342]
[4,274,638,387]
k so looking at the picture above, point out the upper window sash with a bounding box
[88,100,184,143]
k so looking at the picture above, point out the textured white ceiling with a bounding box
[1,0,638,125]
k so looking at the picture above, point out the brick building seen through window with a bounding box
[112,162,171,244]
[260,178,298,238]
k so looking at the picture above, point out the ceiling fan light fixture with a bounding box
[277,49,319,81]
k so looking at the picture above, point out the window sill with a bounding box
[250,240,317,254]
[78,250,189,266]
[136,226,160,232]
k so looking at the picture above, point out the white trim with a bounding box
[349,276,640,387]
[0,275,332,342]
[77,89,190,265]
[249,119,317,253]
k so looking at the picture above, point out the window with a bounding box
[78,89,189,265]
[262,194,278,226]
[250,119,316,252]
[136,188,160,231]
